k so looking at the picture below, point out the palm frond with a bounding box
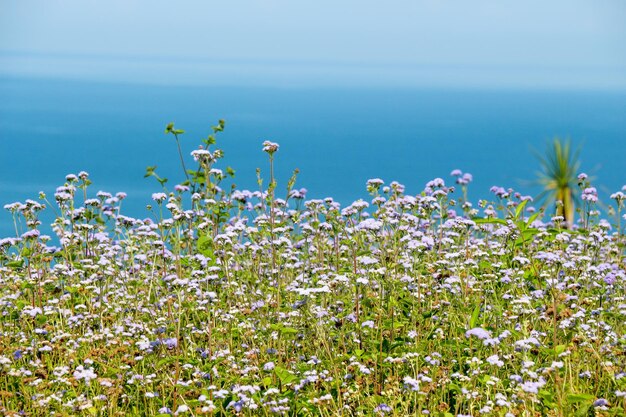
[533,137,582,226]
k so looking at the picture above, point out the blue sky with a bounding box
[1,0,625,89]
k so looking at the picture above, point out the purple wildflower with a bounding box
[582,187,598,202]
[403,376,420,391]
[593,399,609,408]
[262,141,279,154]
[151,193,167,202]
[465,327,492,340]
[21,229,40,240]
[163,338,178,349]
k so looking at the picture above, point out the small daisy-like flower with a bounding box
[362,320,375,329]
[73,366,98,384]
[486,354,504,367]
[465,327,492,340]
[402,376,420,391]
[20,229,40,240]
[593,399,609,408]
[582,187,598,202]
[151,193,167,202]
[520,379,545,394]
[610,191,624,201]
[163,338,178,349]
[262,140,279,154]
[191,149,214,162]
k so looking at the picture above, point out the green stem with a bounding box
[174,134,191,185]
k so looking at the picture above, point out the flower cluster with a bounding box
[1,136,625,416]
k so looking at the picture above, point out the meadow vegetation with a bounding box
[1,122,625,416]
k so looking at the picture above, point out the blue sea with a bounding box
[1,77,625,238]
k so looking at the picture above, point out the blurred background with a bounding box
[1,0,625,236]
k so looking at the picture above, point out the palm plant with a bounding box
[533,138,581,227]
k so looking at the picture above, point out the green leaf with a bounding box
[382,319,405,330]
[574,405,590,417]
[478,260,492,271]
[197,235,213,257]
[473,217,508,225]
[269,324,298,335]
[538,390,554,401]
[469,303,481,328]
[526,211,540,226]
[566,393,595,404]
[144,167,155,178]
[514,199,528,220]
[538,390,557,408]
[515,228,539,246]
[447,383,462,394]
[274,366,298,385]
[281,327,298,335]
[7,259,24,269]
[156,357,178,368]
[555,344,567,355]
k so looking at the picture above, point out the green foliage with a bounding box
[144,165,168,188]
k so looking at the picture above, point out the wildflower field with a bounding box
[1,123,625,417]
